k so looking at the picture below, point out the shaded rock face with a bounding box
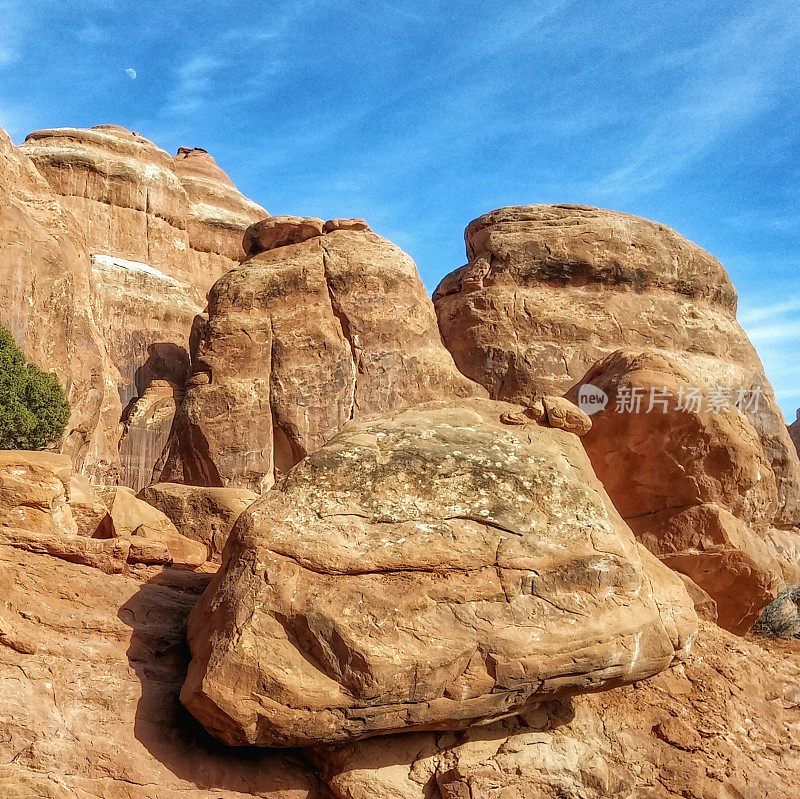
[18,125,266,487]
[316,621,800,799]
[0,125,122,481]
[789,410,800,458]
[0,547,323,798]
[118,380,183,492]
[433,205,800,526]
[163,221,484,491]
[137,483,257,562]
[181,399,696,747]
[567,350,783,633]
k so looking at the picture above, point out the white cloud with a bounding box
[587,1,800,198]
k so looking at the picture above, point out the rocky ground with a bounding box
[2,539,799,798]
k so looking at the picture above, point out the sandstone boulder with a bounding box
[69,472,114,537]
[96,487,207,568]
[0,451,77,537]
[0,125,121,481]
[137,483,257,561]
[567,350,782,632]
[244,215,324,254]
[163,222,484,491]
[181,399,696,747]
[323,218,371,233]
[433,205,800,526]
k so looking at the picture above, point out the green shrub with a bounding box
[0,323,70,450]
[753,586,800,638]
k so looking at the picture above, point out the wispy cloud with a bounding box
[740,298,800,325]
[588,1,800,198]
[0,0,25,68]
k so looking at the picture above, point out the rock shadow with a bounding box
[118,567,323,796]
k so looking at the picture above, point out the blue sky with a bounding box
[1,0,799,418]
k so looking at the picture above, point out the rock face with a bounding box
[163,219,484,491]
[433,205,800,526]
[138,483,257,562]
[567,350,782,633]
[118,380,183,492]
[0,125,121,481]
[181,399,697,747]
[316,621,800,799]
[789,410,800,457]
[18,125,266,486]
[0,547,323,798]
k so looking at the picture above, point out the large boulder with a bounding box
[433,205,800,526]
[137,483,257,562]
[567,350,783,633]
[0,125,121,482]
[162,219,484,491]
[181,399,696,747]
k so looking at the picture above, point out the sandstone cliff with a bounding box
[0,125,121,482]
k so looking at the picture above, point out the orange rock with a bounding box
[137,483,257,562]
[243,215,324,254]
[434,205,800,527]
[0,125,122,481]
[567,350,783,632]
[181,399,696,747]
[163,224,484,490]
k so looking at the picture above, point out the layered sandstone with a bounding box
[96,486,207,568]
[433,205,800,526]
[316,621,800,799]
[0,125,121,481]
[181,399,696,747]
[18,125,265,486]
[567,350,783,633]
[0,547,322,798]
[163,219,483,491]
[172,146,266,282]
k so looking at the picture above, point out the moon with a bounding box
[125,68,137,80]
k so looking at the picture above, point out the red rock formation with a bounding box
[15,125,266,487]
[137,483,257,562]
[162,217,484,491]
[181,399,696,747]
[0,125,121,481]
[433,205,800,527]
[316,622,800,799]
[0,548,323,798]
[172,146,266,285]
[567,350,783,633]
